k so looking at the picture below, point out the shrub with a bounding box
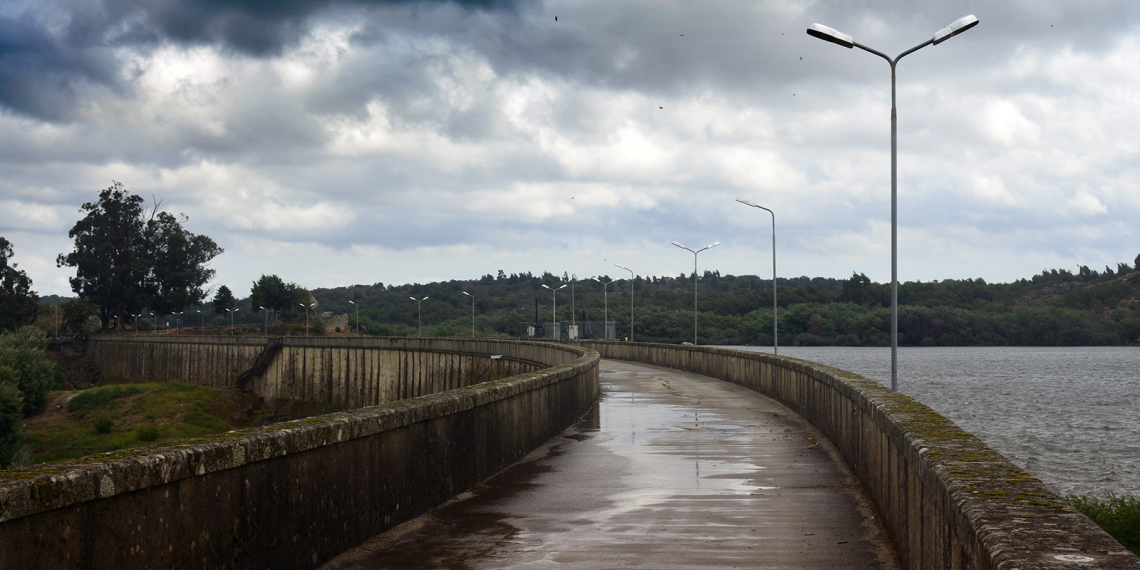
[69,385,144,416]
[0,383,24,468]
[0,329,58,415]
[1068,494,1140,554]
[135,425,159,442]
[93,415,114,434]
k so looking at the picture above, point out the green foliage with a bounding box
[56,182,223,331]
[0,237,38,332]
[0,382,24,468]
[27,381,232,464]
[93,415,114,435]
[69,385,144,416]
[135,425,158,442]
[0,329,57,416]
[143,211,223,316]
[1068,494,1140,554]
[212,285,236,315]
[61,299,96,334]
[250,274,305,317]
[312,314,326,334]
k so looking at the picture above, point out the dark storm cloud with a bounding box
[0,13,121,121]
[0,0,526,122]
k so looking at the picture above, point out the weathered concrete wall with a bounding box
[84,336,544,407]
[576,340,1140,570]
[0,338,599,570]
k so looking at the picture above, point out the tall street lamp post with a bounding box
[227,308,239,336]
[259,306,267,337]
[671,241,720,345]
[175,311,184,333]
[541,284,567,339]
[615,264,634,341]
[196,309,203,331]
[462,292,476,338]
[737,198,779,355]
[299,303,315,337]
[591,277,620,339]
[410,296,429,336]
[807,14,979,391]
[348,300,358,336]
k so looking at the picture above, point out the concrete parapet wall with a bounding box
[0,338,599,569]
[84,336,545,406]
[576,340,1139,570]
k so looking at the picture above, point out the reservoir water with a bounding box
[723,346,1139,498]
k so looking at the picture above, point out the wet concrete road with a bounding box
[322,359,900,569]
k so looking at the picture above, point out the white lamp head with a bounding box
[933,15,979,45]
[807,23,854,48]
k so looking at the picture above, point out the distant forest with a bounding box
[289,255,1140,347]
[43,256,1140,347]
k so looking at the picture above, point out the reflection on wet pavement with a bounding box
[321,359,899,569]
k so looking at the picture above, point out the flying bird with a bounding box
[555,16,558,21]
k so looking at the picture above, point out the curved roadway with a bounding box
[323,358,899,569]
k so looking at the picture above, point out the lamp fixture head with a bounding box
[807,23,854,48]
[933,15,979,45]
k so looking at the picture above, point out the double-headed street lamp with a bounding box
[807,14,979,391]
[591,277,620,339]
[671,241,720,345]
[615,264,634,341]
[410,296,429,336]
[737,198,778,355]
[541,284,567,338]
[299,302,315,336]
[461,292,476,338]
[174,311,184,333]
[227,308,239,336]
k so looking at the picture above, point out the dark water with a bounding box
[722,346,1140,498]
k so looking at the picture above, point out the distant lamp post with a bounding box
[808,14,979,391]
[615,263,635,341]
[174,311,184,333]
[541,284,568,338]
[258,306,268,337]
[196,309,203,331]
[671,241,720,345]
[299,302,315,336]
[348,300,359,336]
[227,308,239,336]
[737,198,778,355]
[133,313,140,334]
[592,277,620,339]
[410,296,429,336]
[461,292,476,338]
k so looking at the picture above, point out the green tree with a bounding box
[0,382,23,468]
[250,275,298,320]
[144,211,223,324]
[0,237,38,332]
[61,299,96,334]
[0,329,57,416]
[56,182,148,331]
[212,285,236,318]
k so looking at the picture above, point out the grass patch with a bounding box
[1068,494,1140,554]
[25,381,241,464]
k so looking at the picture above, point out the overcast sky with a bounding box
[4,0,1140,298]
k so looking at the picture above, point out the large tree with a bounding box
[0,237,38,332]
[144,210,223,325]
[250,274,305,321]
[57,182,222,331]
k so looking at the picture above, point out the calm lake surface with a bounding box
[721,346,1139,498]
